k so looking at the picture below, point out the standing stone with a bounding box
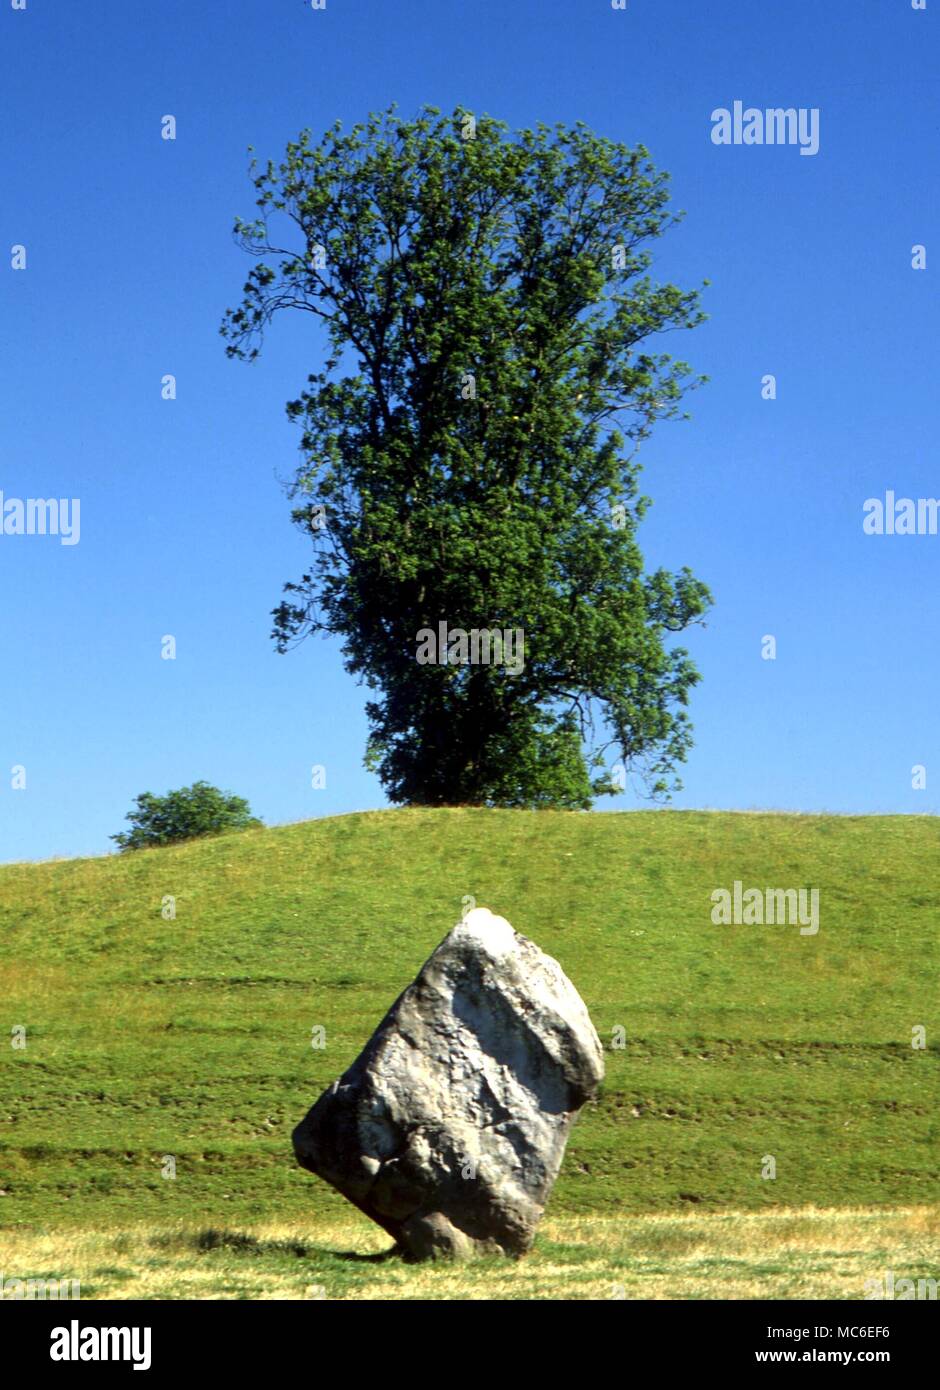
[292,907,604,1258]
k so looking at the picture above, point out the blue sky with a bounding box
[1,0,937,862]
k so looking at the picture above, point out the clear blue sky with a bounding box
[2,0,937,862]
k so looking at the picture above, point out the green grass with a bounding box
[1,809,938,1295]
[3,1208,937,1300]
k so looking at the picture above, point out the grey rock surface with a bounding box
[292,907,604,1258]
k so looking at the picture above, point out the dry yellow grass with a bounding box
[2,1206,937,1301]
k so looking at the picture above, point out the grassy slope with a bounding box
[1,809,938,1261]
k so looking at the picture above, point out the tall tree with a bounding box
[222,106,712,808]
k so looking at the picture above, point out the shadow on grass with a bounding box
[333,1246,400,1263]
[149,1228,399,1263]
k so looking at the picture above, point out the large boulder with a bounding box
[292,907,604,1258]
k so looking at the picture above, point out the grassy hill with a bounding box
[1,808,938,1298]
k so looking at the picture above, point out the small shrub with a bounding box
[111,782,262,852]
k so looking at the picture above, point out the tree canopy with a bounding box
[222,106,712,807]
[111,782,262,851]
